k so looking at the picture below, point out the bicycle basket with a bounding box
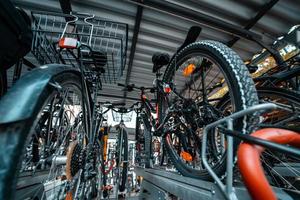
[112,110,133,122]
[31,11,128,83]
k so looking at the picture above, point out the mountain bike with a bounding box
[118,26,259,180]
[0,11,127,199]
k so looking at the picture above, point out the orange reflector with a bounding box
[59,37,79,49]
[65,192,73,200]
[103,135,108,160]
[183,63,196,77]
[180,151,193,162]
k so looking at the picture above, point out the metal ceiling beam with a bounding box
[123,2,143,100]
[227,0,279,47]
[126,0,262,41]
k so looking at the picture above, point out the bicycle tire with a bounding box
[0,70,84,199]
[116,128,128,192]
[100,138,109,198]
[162,40,259,180]
[141,113,152,168]
[0,67,7,97]
[218,87,300,127]
[135,115,144,166]
[254,87,300,192]
[257,87,300,129]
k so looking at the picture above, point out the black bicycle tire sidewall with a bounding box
[0,67,7,97]
[118,128,128,192]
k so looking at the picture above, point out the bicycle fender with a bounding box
[0,64,80,124]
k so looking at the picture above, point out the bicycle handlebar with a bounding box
[99,101,125,107]
[117,82,154,92]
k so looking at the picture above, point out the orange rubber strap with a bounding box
[237,128,300,200]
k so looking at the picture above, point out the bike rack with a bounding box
[135,103,295,200]
[201,103,278,200]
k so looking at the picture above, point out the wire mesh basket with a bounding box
[112,110,133,122]
[31,11,128,84]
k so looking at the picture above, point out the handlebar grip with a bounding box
[117,83,126,87]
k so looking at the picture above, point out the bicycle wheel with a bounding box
[161,40,259,180]
[135,115,144,166]
[115,127,128,192]
[0,70,92,199]
[257,87,300,193]
[135,114,152,168]
[0,67,7,97]
[220,87,300,193]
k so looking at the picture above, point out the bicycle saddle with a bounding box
[152,52,170,73]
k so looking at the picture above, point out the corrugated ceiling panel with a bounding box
[11,0,300,105]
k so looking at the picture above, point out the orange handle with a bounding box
[238,128,300,200]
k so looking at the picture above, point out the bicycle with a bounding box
[97,102,129,199]
[118,25,259,180]
[0,10,127,199]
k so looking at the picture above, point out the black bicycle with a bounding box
[0,10,127,200]
[98,103,131,199]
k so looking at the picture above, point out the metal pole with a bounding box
[225,119,237,200]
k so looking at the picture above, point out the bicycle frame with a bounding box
[254,59,300,90]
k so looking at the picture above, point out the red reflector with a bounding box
[164,84,171,93]
[59,37,79,49]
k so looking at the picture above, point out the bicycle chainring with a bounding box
[66,141,85,180]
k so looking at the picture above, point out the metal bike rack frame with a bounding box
[135,103,295,200]
[135,167,275,200]
[201,103,297,200]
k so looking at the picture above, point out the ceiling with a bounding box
[12,0,300,105]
